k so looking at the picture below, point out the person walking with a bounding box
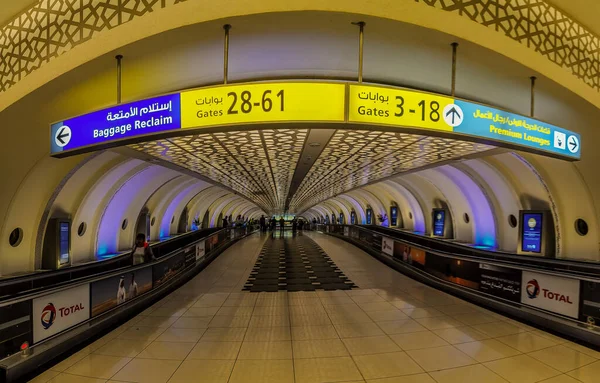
[132,233,155,265]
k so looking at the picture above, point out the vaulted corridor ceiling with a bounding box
[128,128,495,214]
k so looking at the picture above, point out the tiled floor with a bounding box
[29,232,599,383]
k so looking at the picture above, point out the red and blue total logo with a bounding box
[41,303,57,329]
[526,279,541,299]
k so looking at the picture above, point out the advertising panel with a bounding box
[196,241,206,261]
[206,234,219,253]
[392,242,427,270]
[90,268,153,317]
[521,271,580,319]
[390,206,398,226]
[522,213,543,253]
[33,284,90,343]
[433,210,445,237]
[425,254,480,289]
[184,245,196,267]
[581,281,600,326]
[343,227,349,237]
[153,253,186,287]
[381,237,394,256]
[479,264,521,303]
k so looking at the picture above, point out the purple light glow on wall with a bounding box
[97,165,171,256]
[437,166,497,248]
[160,183,200,238]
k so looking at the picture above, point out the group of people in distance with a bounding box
[258,215,307,233]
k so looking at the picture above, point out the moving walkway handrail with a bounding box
[0,226,223,302]
[325,224,600,280]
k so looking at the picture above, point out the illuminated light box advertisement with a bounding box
[521,271,580,319]
[348,84,581,160]
[433,210,445,237]
[390,206,398,226]
[90,268,152,317]
[51,94,181,155]
[479,264,521,303]
[522,213,543,253]
[180,82,346,128]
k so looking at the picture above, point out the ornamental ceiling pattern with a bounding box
[129,129,493,214]
[1,0,599,94]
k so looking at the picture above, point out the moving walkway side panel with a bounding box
[0,226,257,383]
[320,224,600,347]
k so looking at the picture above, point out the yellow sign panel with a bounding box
[348,85,454,132]
[181,82,345,128]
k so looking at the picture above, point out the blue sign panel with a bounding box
[433,210,445,236]
[351,212,356,225]
[390,206,398,226]
[51,94,181,155]
[366,209,373,225]
[522,213,543,253]
[339,212,344,224]
[454,101,581,159]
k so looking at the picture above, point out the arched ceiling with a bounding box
[127,128,495,215]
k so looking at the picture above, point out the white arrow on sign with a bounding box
[443,104,463,127]
[567,135,579,154]
[54,126,71,148]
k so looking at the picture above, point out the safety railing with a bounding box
[0,225,257,376]
[0,227,224,301]
[318,224,600,345]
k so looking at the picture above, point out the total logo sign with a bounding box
[520,271,580,319]
[381,237,394,257]
[33,284,90,343]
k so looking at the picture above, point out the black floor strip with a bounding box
[243,232,357,292]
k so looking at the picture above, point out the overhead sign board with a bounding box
[50,82,345,157]
[348,84,581,160]
[50,81,581,160]
[51,94,181,156]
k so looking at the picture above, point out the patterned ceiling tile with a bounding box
[130,128,494,215]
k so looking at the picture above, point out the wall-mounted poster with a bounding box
[479,264,521,303]
[196,241,206,261]
[91,268,152,317]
